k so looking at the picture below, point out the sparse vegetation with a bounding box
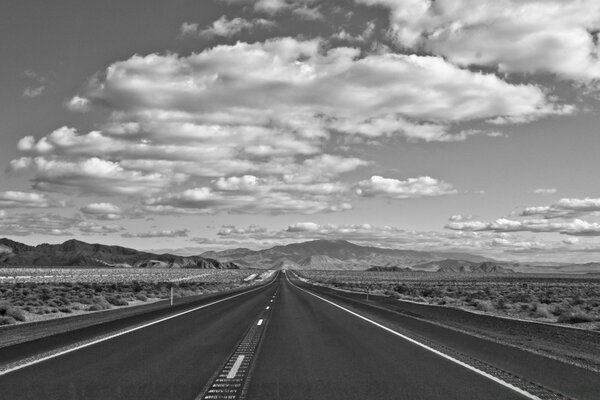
[296,271,600,327]
[0,268,267,325]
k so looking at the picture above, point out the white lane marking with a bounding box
[226,355,245,379]
[257,319,263,326]
[0,274,278,377]
[270,299,273,302]
[266,306,270,310]
[286,274,541,400]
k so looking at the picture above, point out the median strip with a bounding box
[196,300,273,400]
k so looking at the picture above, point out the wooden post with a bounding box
[170,286,173,306]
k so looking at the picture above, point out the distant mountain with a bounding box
[411,259,514,273]
[297,254,345,270]
[0,238,238,269]
[366,266,412,272]
[202,239,495,270]
[510,262,600,274]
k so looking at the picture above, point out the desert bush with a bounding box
[0,316,16,325]
[475,300,495,312]
[530,303,553,319]
[557,311,596,324]
[0,303,26,322]
[105,296,128,306]
[135,293,148,301]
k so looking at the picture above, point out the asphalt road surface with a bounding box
[0,271,598,400]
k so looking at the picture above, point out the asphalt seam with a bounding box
[286,272,564,400]
[0,278,276,377]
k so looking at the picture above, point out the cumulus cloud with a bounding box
[65,96,91,112]
[0,213,78,236]
[356,176,456,199]
[220,0,322,18]
[218,224,267,236]
[181,16,275,39]
[77,221,125,235]
[532,188,557,196]
[121,229,189,238]
[9,37,568,217]
[80,202,123,220]
[75,38,557,138]
[144,186,352,215]
[23,70,47,99]
[519,197,600,219]
[446,217,600,236]
[357,0,600,81]
[0,191,61,209]
[12,156,184,196]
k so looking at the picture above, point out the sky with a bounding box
[1,0,600,262]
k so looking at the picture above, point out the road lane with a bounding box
[246,274,527,400]
[0,278,279,400]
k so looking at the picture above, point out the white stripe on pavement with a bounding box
[286,274,541,400]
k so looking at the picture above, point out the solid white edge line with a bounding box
[226,355,245,379]
[0,273,278,377]
[257,319,263,326]
[286,273,541,400]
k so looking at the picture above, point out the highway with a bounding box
[0,271,598,399]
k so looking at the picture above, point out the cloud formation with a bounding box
[358,0,600,81]
[356,176,456,199]
[121,229,189,238]
[80,202,123,220]
[181,16,275,39]
[0,191,61,209]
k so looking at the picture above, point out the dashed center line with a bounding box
[227,355,245,379]
[196,295,274,400]
[265,306,270,310]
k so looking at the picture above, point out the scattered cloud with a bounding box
[77,221,125,235]
[11,156,184,196]
[218,224,267,235]
[446,217,600,236]
[0,212,77,236]
[519,197,600,219]
[65,96,91,112]
[144,186,352,215]
[181,16,275,39]
[121,229,189,238]
[80,202,123,220]
[0,191,62,209]
[532,188,557,196]
[220,0,322,19]
[23,70,47,98]
[356,176,456,199]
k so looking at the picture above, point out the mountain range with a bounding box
[201,239,494,270]
[1,237,598,274]
[0,238,238,269]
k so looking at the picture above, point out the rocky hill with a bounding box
[297,254,345,270]
[0,238,238,269]
[202,239,494,270]
[411,259,515,273]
